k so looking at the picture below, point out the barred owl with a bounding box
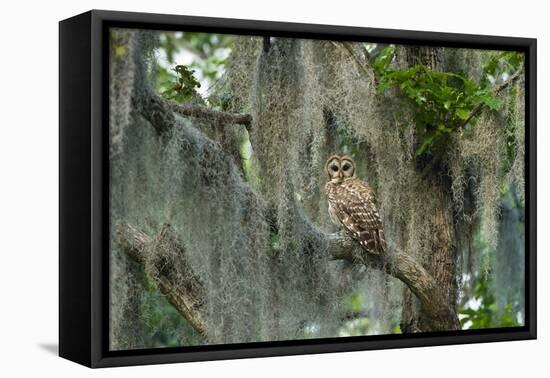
[325,154,386,254]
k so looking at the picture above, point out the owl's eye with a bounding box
[342,163,351,171]
[330,165,339,172]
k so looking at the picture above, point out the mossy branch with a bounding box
[116,219,459,334]
[307,225,460,331]
[134,90,459,333]
[138,94,252,135]
[115,223,208,339]
[167,100,253,128]
[331,41,375,82]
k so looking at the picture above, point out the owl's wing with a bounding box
[334,180,386,254]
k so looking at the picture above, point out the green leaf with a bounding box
[475,93,501,110]
[464,79,477,95]
[415,131,438,157]
[437,123,453,133]
[456,108,471,120]
[372,52,517,160]
[114,45,127,57]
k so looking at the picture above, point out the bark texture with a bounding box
[115,223,208,337]
[401,183,459,331]
[399,46,460,332]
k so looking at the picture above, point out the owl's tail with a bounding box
[359,229,386,255]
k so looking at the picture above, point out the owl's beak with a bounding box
[338,171,344,180]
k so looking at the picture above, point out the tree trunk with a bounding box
[399,46,460,332]
[401,180,459,331]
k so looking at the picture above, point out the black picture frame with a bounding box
[59,9,537,368]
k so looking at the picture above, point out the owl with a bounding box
[325,154,386,255]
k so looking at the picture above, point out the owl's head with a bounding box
[325,154,356,183]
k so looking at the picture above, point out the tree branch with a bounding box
[115,223,208,338]
[331,41,375,82]
[138,94,252,135]
[308,225,460,330]
[138,92,253,176]
[167,100,253,128]
[116,220,459,334]
[133,90,459,332]
[461,67,523,128]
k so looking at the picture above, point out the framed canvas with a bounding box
[59,10,537,368]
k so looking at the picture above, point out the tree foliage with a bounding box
[372,46,523,157]
[159,65,202,102]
